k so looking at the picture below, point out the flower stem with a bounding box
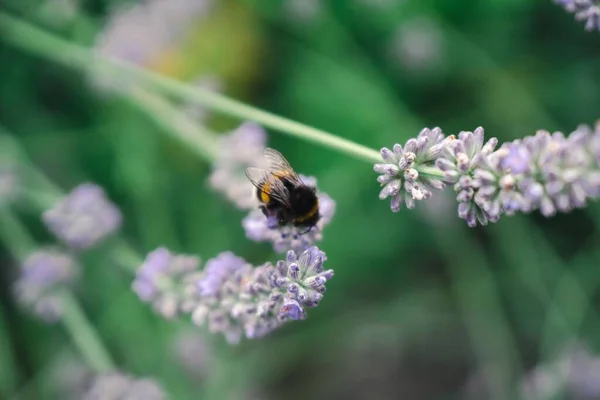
[416,166,445,179]
[0,209,115,372]
[127,88,220,163]
[0,12,381,164]
[56,289,115,372]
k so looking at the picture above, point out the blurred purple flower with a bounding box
[42,183,122,250]
[83,372,166,400]
[209,122,268,209]
[172,330,214,379]
[49,352,93,400]
[520,341,600,400]
[555,0,600,31]
[92,0,214,89]
[132,247,201,318]
[13,248,78,322]
[285,0,321,23]
[388,17,445,73]
[190,246,333,344]
[242,175,336,253]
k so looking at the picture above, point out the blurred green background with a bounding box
[1,0,599,399]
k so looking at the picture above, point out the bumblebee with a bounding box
[245,148,320,232]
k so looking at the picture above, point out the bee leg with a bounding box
[299,226,312,235]
[259,205,268,217]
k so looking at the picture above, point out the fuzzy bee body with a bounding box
[246,148,320,231]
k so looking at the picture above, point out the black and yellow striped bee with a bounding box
[245,148,320,232]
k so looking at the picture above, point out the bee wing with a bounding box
[245,167,293,208]
[264,148,306,186]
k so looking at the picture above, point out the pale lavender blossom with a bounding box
[437,127,503,227]
[209,122,268,210]
[388,17,445,73]
[132,248,201,318]
[555,0,600,31]
[285,0,321,23]
[242,175,335,253]
[376,121,600,227]
[92,0,214,89]
[190,246,333,344]
[375,127,450,212]
[83,373,166,400]
[520,342,600,400]
[172,330,213,379]
[13,248,78,322]
[42,183,122,250]
[190,251,251,344]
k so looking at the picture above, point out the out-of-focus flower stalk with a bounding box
[0,209,115,373]
[128,87,220,162]
[0,13,381,164]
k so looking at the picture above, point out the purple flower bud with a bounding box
[279,298,304,320]
[132,248,201,318]
[43,183,121,250]
[13,248,77,322]
[500,143,531,174]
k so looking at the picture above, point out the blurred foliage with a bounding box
[1,0,599,399]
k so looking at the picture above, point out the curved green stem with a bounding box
[0,12,381,164]
[416,166,445,179]
[127,88,220,162]
[56,289,115,372]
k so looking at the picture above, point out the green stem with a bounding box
[127,88,220,162]
[56,289,115,372]
[0,13,381,164]
[431,227,521,399]
[416,166,445,179]
[0,209,115,373]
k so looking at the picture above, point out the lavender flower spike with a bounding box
[378,121,600,227]
[242,175,336,253]
[132,248,201,319]
[375,127,450,212]
[209,122,268,210]
[83,372,167,400]
[43,183,122,250]
[13,248,78,322]
[555,0,600,32]
[190,246,333,343]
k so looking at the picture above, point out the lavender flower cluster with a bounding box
[13,248,78,322]
[132,246,334,344]
[83,372,166,400]
[555,0,600,31]
[520,342,600,400]
[15,183,122,320]
[375,121,600,227]
[43,183,122,250]
[132,248,202,319]
[209,122,267,210]
[92,0,214,90]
